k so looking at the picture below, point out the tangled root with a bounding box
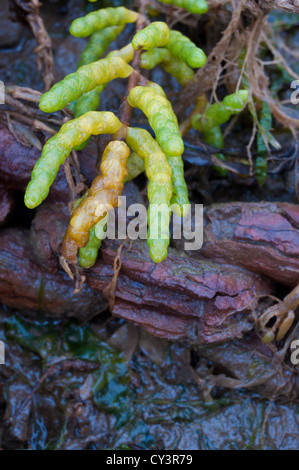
[175,0,299,135]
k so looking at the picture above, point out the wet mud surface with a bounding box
[1,311,299,450]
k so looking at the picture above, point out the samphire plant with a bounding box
[24,1,250,270]
[20,0,299,344]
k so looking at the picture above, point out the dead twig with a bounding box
[11,0,55,90]
[103,237,131,310]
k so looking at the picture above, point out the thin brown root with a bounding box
[74,274,86,294]
[179,95,208,136]
[103,237,131,310]
[63,160,78,205]
[59,255,74,280]
[258,284,299,341]
[25,0,55,90]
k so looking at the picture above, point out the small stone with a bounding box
[0,1,23,49]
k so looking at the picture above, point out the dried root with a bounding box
[175,0,299,135]
[259,284,299,342]
[11,0,55,90]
